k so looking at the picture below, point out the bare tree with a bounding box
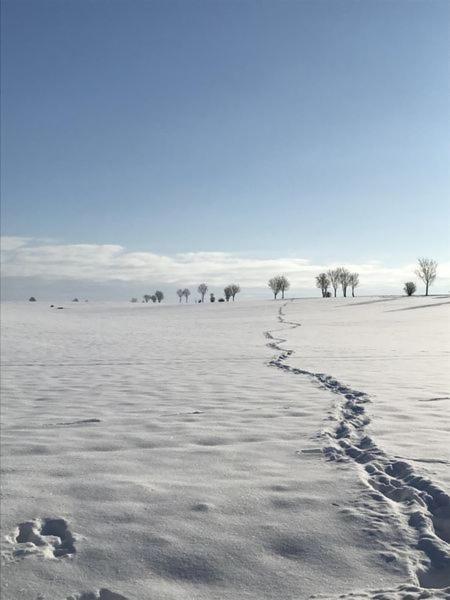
[198,283,208,302]
[415,258,437,296]
[278,276,290,299]
[268,275,289,299]
[183,288,191,303]
[348,272,359,297]
[224,286,231,302]
[143,294,152,303]
[228,283,241,301]
[327,269,341,297]
[404,281,416,296]
[315,273,330,297]
[176,289,184,303]
[268,276,282,299]
[338,268,352,297]
[150,295,157,303]
[155,291,164,303]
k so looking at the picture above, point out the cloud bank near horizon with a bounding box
[1,237,449,296]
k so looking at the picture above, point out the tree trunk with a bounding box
[343,287,346,298]
[426,282,429,296]
[281,290,285,299]
[334,288,337,297]
[352,288,355,297]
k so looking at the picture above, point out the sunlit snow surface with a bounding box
[1,297,449,599]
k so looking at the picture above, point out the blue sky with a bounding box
[1,0,449,298]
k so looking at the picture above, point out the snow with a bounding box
[1,297,449,599]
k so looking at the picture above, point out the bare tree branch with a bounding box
[415,258,437,296]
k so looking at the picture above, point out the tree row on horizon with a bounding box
[315,268,359,298]
[175,283,241,303]
[27,258,439,303]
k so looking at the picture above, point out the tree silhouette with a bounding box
[183,288,191,303]
[155,291,164,303]
[198,283,208,302]
[348,273,359,297]
[176,289,184,303]
[339,268,351,298]
[404,281,416,296]
[279,276,290,299]
[315,273,330,297]
[143,294,152,303]
[268,277,280,299]
[327,269,341,297]
[415,258,437,296]
[228,284,240,301]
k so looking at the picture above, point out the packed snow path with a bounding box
[266,299,450,596]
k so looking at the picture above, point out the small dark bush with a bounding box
[218,298,225,302]
[29,297,36,302]
[404,282,416,296]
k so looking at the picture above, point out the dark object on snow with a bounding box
[29,297,37,302]
[50,305,54,308]
[210,293,215,303]
[218,298,225,302]
[404,282,416,296]
[72,298,79,302]
[57,306,64,310]
[324,291,332,298]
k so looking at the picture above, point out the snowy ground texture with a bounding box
[1,296,449,600]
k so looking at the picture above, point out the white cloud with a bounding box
[1,236,449,291]
[0,236,32,251]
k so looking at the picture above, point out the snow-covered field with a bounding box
[1,297,449,600]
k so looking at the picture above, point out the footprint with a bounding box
[68,590,129,600]
[11,517,76,558]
